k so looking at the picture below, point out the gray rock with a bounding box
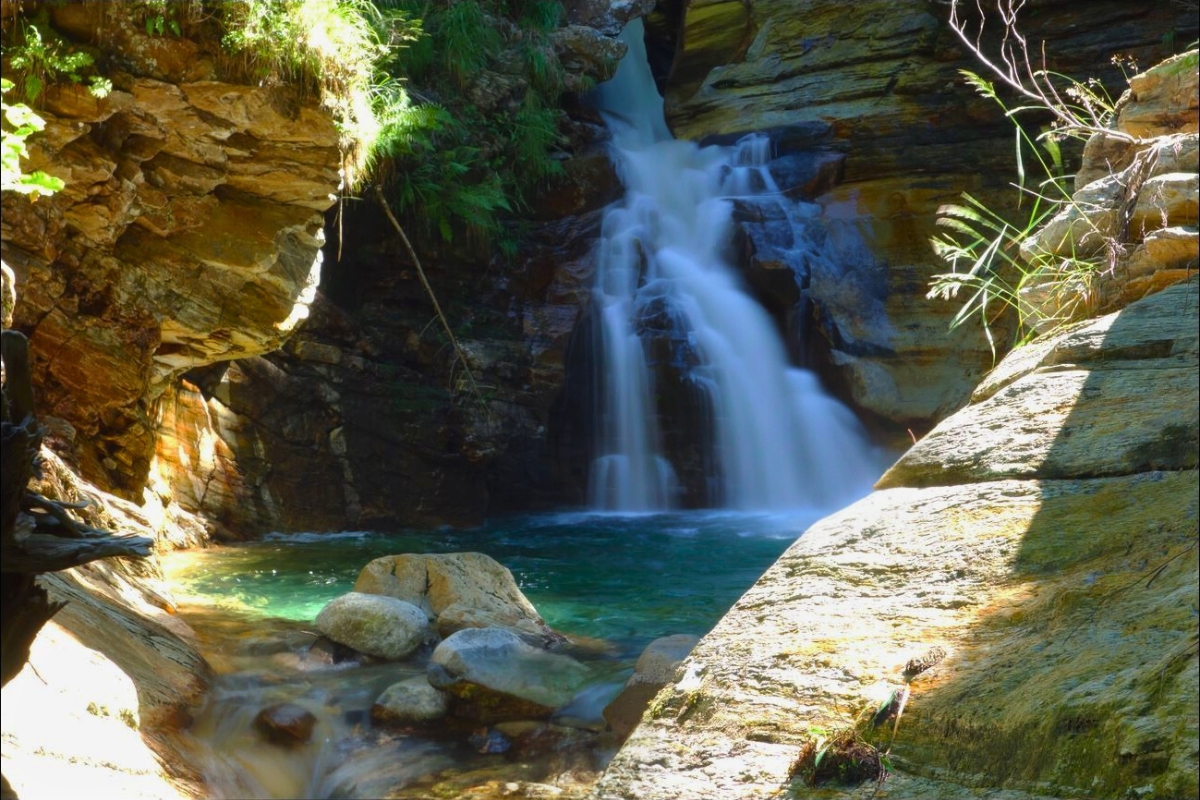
[428,628,590,722]
[315,592,430,661]
[355,552,563,646]
[371,677,448,725]
[878,279,1199,489]
[603,634,698,738]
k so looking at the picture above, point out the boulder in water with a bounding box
[428,628,590,723]
[371,676,449,725]
[253,703,316,747]
[315,592,431,661]
[603,634,698,739]
[354,552,564,646]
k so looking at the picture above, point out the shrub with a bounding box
[927,0,1136,349]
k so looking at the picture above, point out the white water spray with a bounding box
[587,20,883,513]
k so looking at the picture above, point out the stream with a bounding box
[163,511,826,798]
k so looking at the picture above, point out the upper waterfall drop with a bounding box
[586,19,883,514]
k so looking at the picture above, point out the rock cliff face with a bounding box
[6,1,1194,532]
[2,3,340,505]
[646,0,1197,436]
[135,113,621,534]
[592,37,1200,800]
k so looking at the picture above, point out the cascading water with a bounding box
[587,20,883,513]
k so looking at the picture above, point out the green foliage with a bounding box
[3,15,111,104]
[139,0,187,38]
[521,41,562,96]
[146,13,183,38]
[371,0,568,256]
[927,67,1119,349]
[789,722,887,789]
[217,0,415,187]
[1,78,64,198]
[511,100,564,187]
[505,0,561,31]
[429,0,503,88]
[392,139,512,246]
[217,0,568,251]
[930,1,1139,348]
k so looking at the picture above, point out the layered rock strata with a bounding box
[652,0,1197,435]
[1,4,340,502]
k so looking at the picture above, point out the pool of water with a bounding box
[164,509,817,657]
[162,510,821,799]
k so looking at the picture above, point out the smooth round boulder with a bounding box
[371,676,449,725]
[603,633,699,738]
[354,552,563,645]
[315,592,430,661]
[428,628,590,722]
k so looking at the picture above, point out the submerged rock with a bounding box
[493,720,600,761]
[315,592,431,661]
[428,628,591,723]
[253,703,317,747]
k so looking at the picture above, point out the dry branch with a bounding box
[949,0,1138,143]
[374,184,482,400]
[1,329,153,691]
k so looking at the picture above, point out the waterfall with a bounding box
[586,20,883,513]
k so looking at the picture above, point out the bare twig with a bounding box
[374,184,482,402]
[949,0,1139,143]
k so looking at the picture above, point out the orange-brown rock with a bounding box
[1,6,341,499]
[651,0,1196,435]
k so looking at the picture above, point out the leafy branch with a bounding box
[1,78,64,198]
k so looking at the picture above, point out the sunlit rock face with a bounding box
[1020,51,1199,328]
[1,3,339,499]
[648,0,1197,439]
[594,278,1199,800]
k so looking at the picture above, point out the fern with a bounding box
[5,16,108,104]
[433,0,502,88]
[508,0,562,31]
[367,0,568,255]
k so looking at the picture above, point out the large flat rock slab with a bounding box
[594,471,1198,799]
[878,280,1199,488]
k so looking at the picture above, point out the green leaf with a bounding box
[959,69,996,99]
[23,75,43,102]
